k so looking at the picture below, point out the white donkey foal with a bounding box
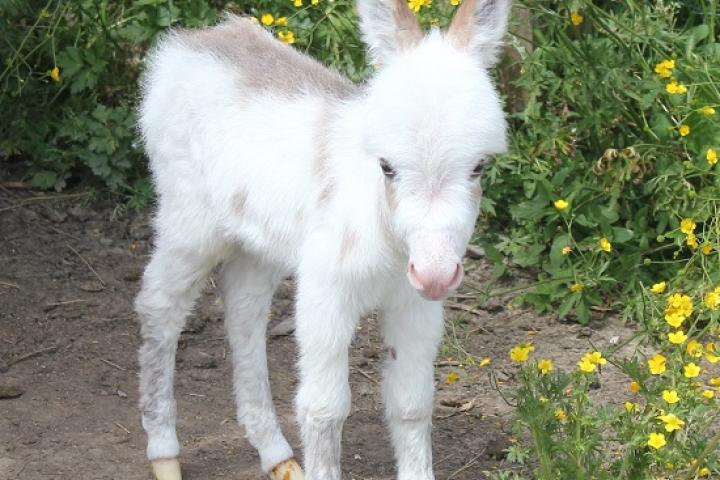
[136,0,510,478]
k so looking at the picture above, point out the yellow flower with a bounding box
[648,354,667,375]
[668,330,688,345]
[311,0,319,4]
[686,340,703,358]
[554,199,569,210]
[445,371,459,384]
[293,0,303,7]
[578,351,606,373]
[687,233,699,249]
[450,0,461,5]
[275,16,288,26]
[665,293,693,326]
[569,282,583,293]
[260,13,274,26]
[658,413,685,432]
[277,30,296,44]
[705,343,719,363]
[708,148,718,166]
[629,381,641,394]
[570,11,584,26]
[704,289,720,310]
[538,359,554,375]
[684,362,701,378]
[701,389,715,400]
[662,389,679,404]
[599,237,612,252]
[702,106,716,116]
[648,432,667,449]
[699,467,711,477]
[654,59,675,78]
[680,218,696,234]
[710,377,720,387]
[555,409,567,420]
[666,81,688,94]
[479,357,491,367]
[624,401,640,413]
[49,66,60,82]
[407,0,431,12]
[702,243,713,255]
[679,124,691,136]
[665,312,684,328]
[561,246,572,256]
[650,282,667,294]
[510,343,534,363]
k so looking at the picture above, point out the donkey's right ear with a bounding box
[357,0,424,66]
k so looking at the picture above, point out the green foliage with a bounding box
[480,0,720,323]
[498,282,719,480]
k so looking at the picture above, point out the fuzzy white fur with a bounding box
[136,1,509,479]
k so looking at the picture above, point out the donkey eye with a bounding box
[470,160,486,179]
[379,158,397,179]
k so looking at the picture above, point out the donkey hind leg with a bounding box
[136,245,217,480]
[220,254,304,480]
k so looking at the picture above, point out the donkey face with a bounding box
[358,0,510,300]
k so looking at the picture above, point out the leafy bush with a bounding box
[479,0,720,323]
[499,278,719,479]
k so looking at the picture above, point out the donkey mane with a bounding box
[175,15,357,98]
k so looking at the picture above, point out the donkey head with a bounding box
[357,0,510,301]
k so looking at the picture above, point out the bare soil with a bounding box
[0,188,636,480]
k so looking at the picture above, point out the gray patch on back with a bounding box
[179,15,358,99]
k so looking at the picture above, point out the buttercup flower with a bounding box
[699,467,711,477]
[687,340,703,357]
[538,359,553,375]
[668,330,687,345]
[624,401,640,413]
[665,293,693,327]
[708,148,718,165]
[570,282,583,293]
[650,281,666,294]
[277,30,296,44]
[666,81,688,94]
[450,0,461,5]
[679,124,691,136]
[510,343,534,363]
[705,342,719,363]
[49,66,60,82]
[702,106,716,116]
[445,371,459,384]
[479,357,491,367]
[687,233,699,249]
[701,390,715,400]
[648,353,667,375]
[702,243,714,255]
[570,11,583,26]
[629,381,641,394]
[561,246,572,256]
[554,199,569,210]
[684,362,701,378]
[658,413,684,432]
[654,59,675,78]
[704,288,720,310]
[261,13,274,26]
[293,0,303,6]
[647,432,666,449]
[710,377,720,387]
[599,237,612,252]
[662,389,679,404]
[555,409,567,420]
[680,218,696,234]
[578,351,606,373]
[275,16,288,26]
[407,0,431,12]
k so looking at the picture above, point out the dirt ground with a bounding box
[0,187,637,480]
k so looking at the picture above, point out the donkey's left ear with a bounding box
[446,0,511,66]
[357,0,423,66]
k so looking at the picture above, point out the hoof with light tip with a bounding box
[269,458,305,480]
[151,458,182,480]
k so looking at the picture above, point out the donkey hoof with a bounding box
[269,458,304,480]
[151,458,182,480]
